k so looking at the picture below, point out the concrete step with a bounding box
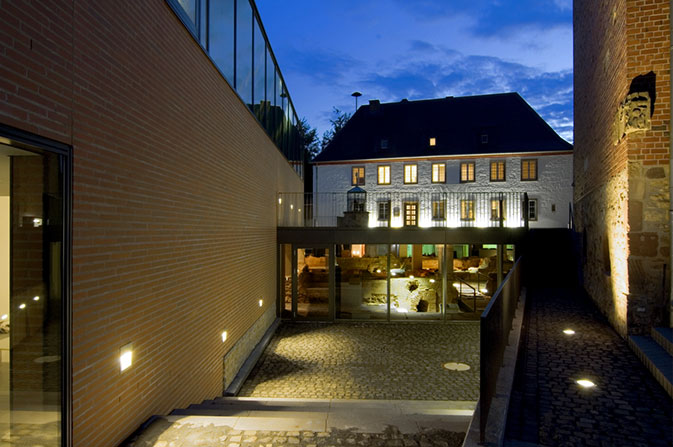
[167,397,476,434]
[628,335,673,398]
[652,327,673,356]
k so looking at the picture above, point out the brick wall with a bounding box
[1,1,303,446]
[574,0,670,335]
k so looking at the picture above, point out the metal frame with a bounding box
[0,123,72,447]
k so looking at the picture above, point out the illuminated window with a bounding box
[460,162,475,183]
[429,137,436,146]
[526,199,538,221]
[432,163,445,183]
[521,159,537,181]
[490,161,505,182]
[461,200,475,221]
[491,199,506,221]
[404,164,417,184]
[432,200,446,220]
[377,165,390,184]
[378,201,391,221]
[352,166,365,186]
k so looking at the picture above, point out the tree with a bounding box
[320,107,352,151]
[296,117,320,161]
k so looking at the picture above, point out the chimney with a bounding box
[369,99,380,113]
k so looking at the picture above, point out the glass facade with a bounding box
[167,0,303,178]
[282,243,514,322]
[1,143,66,446]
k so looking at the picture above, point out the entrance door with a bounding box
[404,202,418,227]
[1,131,68,447]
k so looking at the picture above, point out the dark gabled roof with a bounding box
[314,93,572,163]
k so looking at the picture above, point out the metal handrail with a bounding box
[454,276,477,312]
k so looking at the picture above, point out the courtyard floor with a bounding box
[238,322,481,401]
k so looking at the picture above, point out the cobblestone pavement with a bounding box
[505,287,673,447]
[238,322,480,401]
[127,419,466,447]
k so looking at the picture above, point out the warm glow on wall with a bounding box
[351,244,364,257]
[120,343,133,372]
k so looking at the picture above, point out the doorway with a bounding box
[0,127,69,447]
[404,202,418,227]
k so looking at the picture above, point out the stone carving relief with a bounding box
[614,91,651,143]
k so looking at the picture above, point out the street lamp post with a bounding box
[351,91,362,113]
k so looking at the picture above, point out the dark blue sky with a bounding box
[256,0,573,142]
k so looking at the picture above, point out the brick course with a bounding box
[1,1,302,446]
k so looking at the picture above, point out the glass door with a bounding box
[294,247,331,320]
[404,202,418,227]
[1,138,66,447]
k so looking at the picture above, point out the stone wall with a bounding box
[574,0,670,335]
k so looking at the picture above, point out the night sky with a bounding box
[255,0,573,143]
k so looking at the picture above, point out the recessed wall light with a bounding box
[430,279,435,283]
[563,329,575,335]
[576,379,595,388]
[33,296,40,301]
[258,299,263,307]
[120,343,133,372]
[290,204,294,210]
[409,275,415,279]
[278,197,282,204]
[18,304,26,310]
[1,314,7,320]
[221,331,228,342]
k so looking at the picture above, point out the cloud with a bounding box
[358,51,573,142]
[279,47,362,84]
[392,0,571,37]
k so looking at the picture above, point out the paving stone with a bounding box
[505,287,673,447]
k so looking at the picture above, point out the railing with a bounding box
[454,277,477,312]
[278,191,528,228]
[479,257,523,444]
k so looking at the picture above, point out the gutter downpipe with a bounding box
[669,0,673,327]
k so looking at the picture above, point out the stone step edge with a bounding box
[652,327,673,356]
[628,335,673,398]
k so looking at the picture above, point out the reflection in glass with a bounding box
[280,244,292,318]
[390,244,443,320]
[1,146,63,446]
[253,18,266,122]
[296,248,329,319]
[236,0,253,106]
[177,0,197,26]
[265,47,275,131]
[209,0,235,84]
[336,244,388,320]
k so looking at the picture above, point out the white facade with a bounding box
[313,151,573,228]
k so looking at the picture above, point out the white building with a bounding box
[312,93,573,229]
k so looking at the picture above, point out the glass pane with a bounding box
[209,0,235,84]
[296,248,329,319]
[336,244,388,320]
[177,0,197,26]
[265,47,275,133]
[274,70,284,148]
[236,0,253,107]
[1,146,63,445]
[253,18,266,121]
[447,244,493,320]
[280,244,292,318]
[391,244,442,320]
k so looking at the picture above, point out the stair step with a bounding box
[628,335,673,398]
[164,398,476,434]
[652,327,673,356]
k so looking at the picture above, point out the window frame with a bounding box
[521,159,538,181]
[489,160,506,182]
[490,199,506,221]
[460,162,475,183]
[431,163,446,183]
[403,164,418,184]
[352,166,365,186]
[460,199,475,221]
[377,165,391,185]
[432,200,446,220]
[527,199,538,221]
[377,201,391,221]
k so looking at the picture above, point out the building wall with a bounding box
[574,0,670,335]
[0,1,303,446]
[314,152,573,228]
